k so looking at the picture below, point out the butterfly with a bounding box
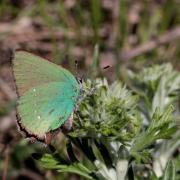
[13,51,80,144]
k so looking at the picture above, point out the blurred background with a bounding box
[0,0,179,179]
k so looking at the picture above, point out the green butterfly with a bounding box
[13,51,80,143]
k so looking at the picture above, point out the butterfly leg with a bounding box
[62,113,73,132]
[44,132,54,145]
[28,137,37,143]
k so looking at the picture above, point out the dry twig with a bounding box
[2,146,10,180]
[0,78,16,100]
[120,26,180,61]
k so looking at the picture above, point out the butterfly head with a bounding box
[76,77,85,97]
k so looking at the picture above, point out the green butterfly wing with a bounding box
[14,51,77,96]
[13,51,80,139]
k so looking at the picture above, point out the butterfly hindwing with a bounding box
[17,82,78,138]
[13,51,80,139]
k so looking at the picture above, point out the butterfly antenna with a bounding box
[75,60,83,84]
[75,60,78,77]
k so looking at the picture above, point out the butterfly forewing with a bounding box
[14,51,77,96]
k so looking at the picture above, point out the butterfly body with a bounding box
[13,51,80,142]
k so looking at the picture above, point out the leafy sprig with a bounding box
[36,64,180,179]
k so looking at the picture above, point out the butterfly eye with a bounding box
[80,88,85,94]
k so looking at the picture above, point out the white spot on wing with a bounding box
[33,89,37,97]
